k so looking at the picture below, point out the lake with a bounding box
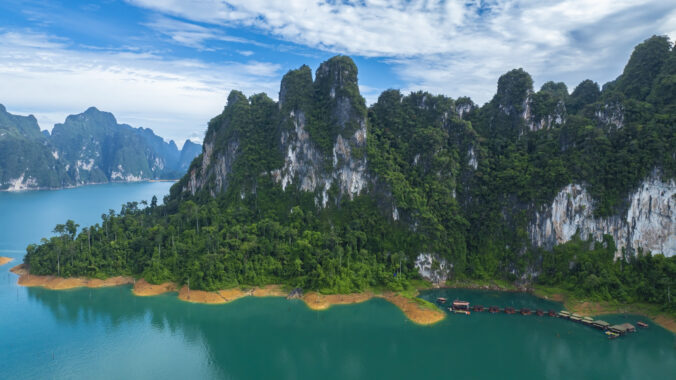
[1,182,674,379]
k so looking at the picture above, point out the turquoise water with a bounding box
[1,183,675,379]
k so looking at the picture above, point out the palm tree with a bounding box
[52,224,66,276]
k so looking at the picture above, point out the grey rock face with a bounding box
[415,253,452,284]
[530,174,676,257]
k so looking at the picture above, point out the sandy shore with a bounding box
[0,257,13,266]
[10,264,133,290]
[173,286,444,324]
[132,279,177,296]
[9,266,445,324]
[300,291,445,324]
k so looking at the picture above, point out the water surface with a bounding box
[1,183,674,379]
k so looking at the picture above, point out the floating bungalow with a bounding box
[504,307,516,314]
[472,305,484,312]
[593,320,610,330]
[536,309,544,316]
[581,316,594,325]
[489,306,500,313]
[521,308,532,316]
[569,313,583,322]
[548,310,557,317]
[452,300,470,311]
[558,310,571,319]
[609,323,636,335]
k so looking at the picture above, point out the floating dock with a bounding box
[435,297,641,338]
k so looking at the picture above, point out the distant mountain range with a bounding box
[0,105,201,190]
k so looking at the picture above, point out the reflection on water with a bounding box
[15,284,676,380]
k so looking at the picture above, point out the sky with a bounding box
[0,0,674,146]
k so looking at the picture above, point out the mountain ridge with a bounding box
[0,106,202,190]
[24,36,675,314]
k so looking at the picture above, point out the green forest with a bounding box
[24,36,676,314]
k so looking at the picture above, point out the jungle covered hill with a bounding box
[24,36,675,314]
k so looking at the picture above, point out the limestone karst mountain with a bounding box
[0,106,201,190]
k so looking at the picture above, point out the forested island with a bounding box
[19,36,675,325]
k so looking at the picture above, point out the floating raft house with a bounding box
[581,316,594,325]
[593,320,610,330]
[558,310,571,319]
[609,323,636,335]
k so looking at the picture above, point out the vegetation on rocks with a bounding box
[24,36,675,315]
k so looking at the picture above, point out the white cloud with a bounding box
[145,16,260,50]
[127,0,676,103]
[0,31,282,143]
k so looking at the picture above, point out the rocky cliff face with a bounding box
[185,57,369,206]
[529,173,676,258]
[272,58,368,206]
[415,253,452,284]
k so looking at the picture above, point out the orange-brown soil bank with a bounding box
[171,285,445,324]
[132,279,178,296]
[0,257,13,266]
[301,291,444,324]
[11,265,444,325]
[10,264,133,290]
[176,284,288,304]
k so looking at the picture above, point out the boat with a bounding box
[637,321,648,328]
[504,307,516,314]
[472,305,484,312]
[547,310,556,317]
[536,309,544,316]
[449,307,470,315]
[436,297,447,304]
[520,308,532,316]
[605,331,620,339]
[489,306,500,314]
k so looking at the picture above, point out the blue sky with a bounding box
[0,0,674,146]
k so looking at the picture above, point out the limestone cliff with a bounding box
[184,56,369,206]
[530,173,675,258]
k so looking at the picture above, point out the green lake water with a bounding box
[1,182,674,379]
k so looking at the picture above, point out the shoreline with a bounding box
[10,265,673,331]
[0,257,13,266]
[10,264,134,290]
[0,179,177,193]
[10,266,445,325]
